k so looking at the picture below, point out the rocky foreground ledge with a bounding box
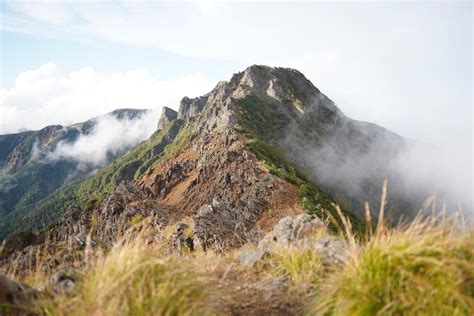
[0,214,350,315]
[1,210,472,316]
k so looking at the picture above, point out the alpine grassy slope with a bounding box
[0,65,472,315]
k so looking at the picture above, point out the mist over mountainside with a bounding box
[227,66,471,219]
[0,109,159,235]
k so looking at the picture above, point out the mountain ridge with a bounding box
[0,65,413,246]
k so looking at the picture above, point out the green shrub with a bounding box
[236,95,290,140]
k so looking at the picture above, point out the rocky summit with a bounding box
[1,65,455,315]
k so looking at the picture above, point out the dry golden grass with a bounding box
[267,246,324,293]
[36,238,218,316]
[313,181,474,316]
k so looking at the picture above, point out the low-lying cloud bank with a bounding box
[390,142,472,215]
[297,130,473,218]
[47,109,160,168]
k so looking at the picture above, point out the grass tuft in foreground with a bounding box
[314,189,474,315]
[268,246,324,293]
[37,239,213,316]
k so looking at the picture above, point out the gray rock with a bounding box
[177,96,208,122]
[257,214,325,253]
[0,273,37,312]
[238,215,348,267]
[48,269,79,294]
[237,248,267,267]
[306,236,350,265]
[157,107,178,130]
[171,223,194,254]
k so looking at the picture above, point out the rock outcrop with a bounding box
[178,96,209,122]
[157,107,178,130]
[238,214,349,267]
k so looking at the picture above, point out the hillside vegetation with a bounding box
[0,120,183,240]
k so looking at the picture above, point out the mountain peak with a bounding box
[172,65,339,136]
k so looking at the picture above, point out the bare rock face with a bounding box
[139,129,297,252]
[157,107,178,130]
[177,96,209,122]
[192,196,265,252]
[257,214,326,252]
[238,215,349,267]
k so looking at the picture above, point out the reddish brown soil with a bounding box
[256,182,302,232]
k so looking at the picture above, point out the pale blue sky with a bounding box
[1,30,240,88]
[0,0,472,150]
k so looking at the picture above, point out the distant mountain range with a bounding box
[0,109,151,238]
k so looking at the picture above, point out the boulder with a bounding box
[257,214,326,253]
[0,273,38,313]
[237,215,349,267]
[237,248,267,267]
[304,236,349,265]
[48,269,80,295]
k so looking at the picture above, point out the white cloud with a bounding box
[8,0,76,25]
[0,63,216,133]
[47,111,159,166]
